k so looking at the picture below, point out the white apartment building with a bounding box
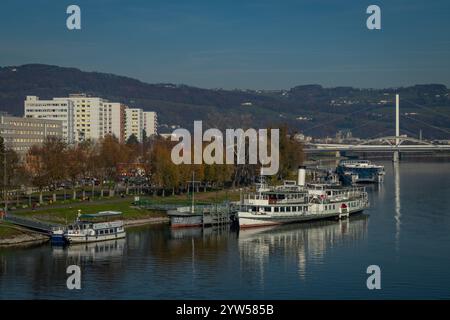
[125,108,144,142]
[25,94,154,144]
[54,94,106,142]
[24,96,75,143]
[143,111,158,136]
[54,94,126,142]
[103,102,126,143]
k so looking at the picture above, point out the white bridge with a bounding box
[304,95,450,159]
[305,136,450,153]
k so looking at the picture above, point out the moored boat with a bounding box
[336,160,385,184]
[64,211,126,243]
[167,209,203,228]
[236,167,369,228]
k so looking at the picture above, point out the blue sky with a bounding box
[1,0,449,89]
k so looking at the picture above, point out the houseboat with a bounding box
[63,211,126,243]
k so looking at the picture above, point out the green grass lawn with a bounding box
[15,200,165,224]
[13,189,241,225]
[0,222,25,239]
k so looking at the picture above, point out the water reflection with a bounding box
[52,238,126,264]
[393,161,401,251]
[238,215,369,280]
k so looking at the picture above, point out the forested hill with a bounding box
[1,64,449,139]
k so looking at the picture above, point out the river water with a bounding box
[1,161,450,299]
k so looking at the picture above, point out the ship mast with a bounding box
[188,171,200,214]
[191,171,195,213]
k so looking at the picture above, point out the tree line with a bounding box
[0,126,304,205]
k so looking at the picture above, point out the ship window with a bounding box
[264,207,271,212]
[280,207,285,212]
[99,230,104,235]
[274,207,279,212]
[286,207,291,212]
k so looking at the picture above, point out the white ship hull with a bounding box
[65,231,126,243]
[238,206,365,228]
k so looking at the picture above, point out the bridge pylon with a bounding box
[394,94,400,162]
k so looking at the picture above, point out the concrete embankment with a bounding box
[0,216,169,247]
[0,230,49,247]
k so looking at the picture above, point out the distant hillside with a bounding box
[1,64,449,139]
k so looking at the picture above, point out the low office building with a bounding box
[0,115,63,155]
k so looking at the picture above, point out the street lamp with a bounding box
[2,140,8,214]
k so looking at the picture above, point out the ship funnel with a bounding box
[298,166,306,186]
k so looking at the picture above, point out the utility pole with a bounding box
[3,143,7,213]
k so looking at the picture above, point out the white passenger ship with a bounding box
[337,160,385,184]
[237,167,369,228]
[64,211,126,243]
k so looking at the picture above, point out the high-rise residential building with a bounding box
[0,115,63,155]
[53,94,126,142]
[24,94,153,144]
[125,108,144,142]
[143,111,158,137]
[102,102,127,143]
[54,94,105,142]
[24,96,75,143]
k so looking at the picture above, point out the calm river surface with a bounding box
[1,161,450,299]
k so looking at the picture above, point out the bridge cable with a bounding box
[401,114,450,136]
[302,104,382,133]
[402,98,450,121]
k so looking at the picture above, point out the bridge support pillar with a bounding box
[393,151,400,162]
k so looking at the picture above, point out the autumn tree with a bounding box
[274,125,304,181]
[96,135,132,197]
[25,137,67,203]
[0,137,23,208]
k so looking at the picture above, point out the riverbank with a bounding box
[1,190,239,245]
[0,216,169,247]
[0,222,49,247]
[11,190,240,223]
